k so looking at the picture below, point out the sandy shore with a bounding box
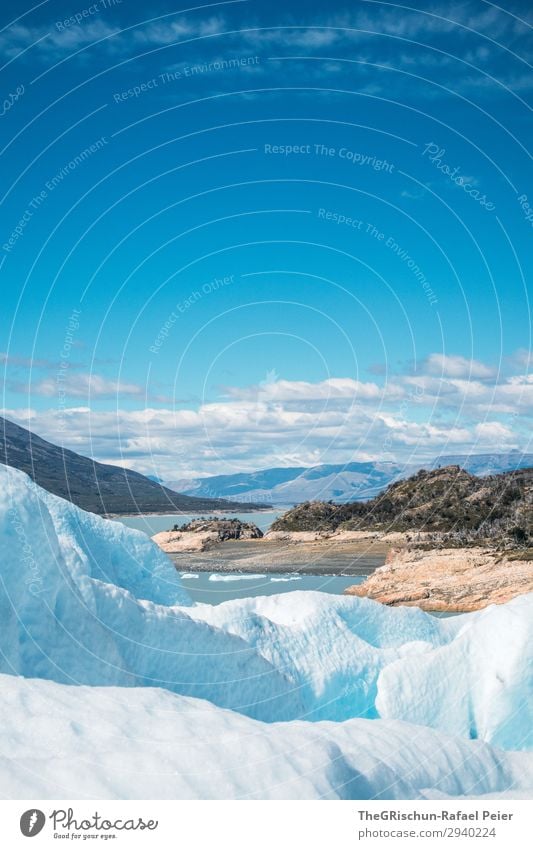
[166,537,390,576]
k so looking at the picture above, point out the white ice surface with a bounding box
[376,593,533,750]
[0,674,530,800]
[0,466,310,720]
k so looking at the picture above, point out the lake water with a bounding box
[112,513,454,614]
[113,511,381,602]
[179,572,364,604]
[113,510,283,536]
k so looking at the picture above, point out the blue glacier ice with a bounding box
[0,464,532,798]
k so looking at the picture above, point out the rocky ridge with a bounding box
[272,465,533,545]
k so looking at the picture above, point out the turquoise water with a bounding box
[179,572,364,604]
[112,514,456,615]
[113,512,372,603]
[113,510,283,536]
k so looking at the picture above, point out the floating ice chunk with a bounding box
[208,573,267,581]
[270,576,302,582]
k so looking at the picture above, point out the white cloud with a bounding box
[3,3,528,74]
[0,14,226,62]
[424,353,495,379]
[0,19,119,60]
[474,422,514,442]
[509,348,533,370]
[0,352,56,369]
[224,376,405,403]
[12,372,145,400]
[3,350,531,477]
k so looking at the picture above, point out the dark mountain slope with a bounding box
[0,417,264,515]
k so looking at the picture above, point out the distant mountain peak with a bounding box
[169,453,533,505]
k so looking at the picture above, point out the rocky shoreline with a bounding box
[150,515,533,612]
[345,545,533,612]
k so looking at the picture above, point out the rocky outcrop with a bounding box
[345,546,533,612]
[272,465,533,543]
[152,518,263,553]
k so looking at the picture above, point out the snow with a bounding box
[0,674,530,800]
[0,464,532,798]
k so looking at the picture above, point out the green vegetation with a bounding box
[272,465,533,545]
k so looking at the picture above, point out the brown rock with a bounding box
[152,518,263,553]
[345,546,533,612]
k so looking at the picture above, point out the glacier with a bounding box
[0,463,532,799]
[189,591,533,744]
[0,674,530,800]
[376,593,533,751]
[0,466,302,719]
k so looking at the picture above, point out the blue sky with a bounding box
[1,0,532,478]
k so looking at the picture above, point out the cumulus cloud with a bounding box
[223,376,405,402]
[474,422,514,442]
[3,350,531,477]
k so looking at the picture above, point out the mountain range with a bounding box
[169,452,533,505]
[3,413,531,514]
[168,462,405,505]
[0,417,264,516]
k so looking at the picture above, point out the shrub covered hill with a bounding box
[271,465,533,545]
